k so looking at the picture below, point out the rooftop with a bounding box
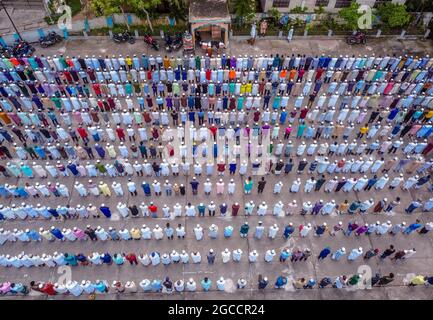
[189,0,231,23]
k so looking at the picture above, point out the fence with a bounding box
[231,11,430,38]
[0,13,189,46]
[0,11,431,46]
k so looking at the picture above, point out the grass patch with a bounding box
[45,0,83,25]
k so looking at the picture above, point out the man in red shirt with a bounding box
[299,106,309,121]
[116,125,125,141]
[315,67,324,81]
[125,253,138,265]
[217,161,226,175]
[232,203,240,216]
[253,109,261,122]
[298,69,305,81]
[41,282,56,295]
[76,126,89,143]
[148,202,158,218]
[209,124,217,140]
[92,82,102,97]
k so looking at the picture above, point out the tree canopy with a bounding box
[338,1,363,31]
[234,0,256,25]
[376,3,412,29]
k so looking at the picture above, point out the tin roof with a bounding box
[189,0,231,23]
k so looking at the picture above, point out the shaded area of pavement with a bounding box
[32,37,433,58]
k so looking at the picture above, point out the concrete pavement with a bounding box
[32,36,433,58]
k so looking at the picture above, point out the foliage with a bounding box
[405,0,433,12]
[234,0,256,25]
[267,8,281,22]
[314,5,325,15]
[89,22,186,36]
[90,0,162,17]
[290,6,307,14]
[165,0,188,22]
[375,3,412,29]
[338,1,362,31]
[285,17,305,31]
[48,0,81,15]
[67,0,83,16]
[90,0,113,16]
[321,14,339,30]
[45,0,83,24]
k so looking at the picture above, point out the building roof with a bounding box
[189,0,231,23]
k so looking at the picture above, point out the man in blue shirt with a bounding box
[364,175,378,191]
[201,277,212,291]
[190,177,199,195]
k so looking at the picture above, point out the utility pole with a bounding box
[0,1,23,40]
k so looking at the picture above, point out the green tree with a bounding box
[405,0,433,13]
[290,6,307,14]
[90,0,131,30]
[338,1,362,31]
[234,0,256,26]
[165,0,187,22]
[267,7,281,25]
[130,0,162,32]
[90,0,161,32]
[376,3,412,29]
[314,5,325,15]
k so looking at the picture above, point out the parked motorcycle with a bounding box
[144,33,159,51]
[347,31,367,45]
[164,33,183,52]
[12,40,35,57]
[0,282,29,295]
[113,30,136,44]
[0,46,12,58]
[0,282,11,295]
[39,31,63,48]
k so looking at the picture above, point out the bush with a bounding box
[67,0,83,16]
[45,0,83,25]
[375,3,412,29]
[88,27,110,36]
[290,6,307,14]
[338,1,362,31]
[267,8,281,24]
[314,6,325,15]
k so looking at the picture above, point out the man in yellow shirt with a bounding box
[125,55,133,70]
[357,124,369,139]
[409,275,427,286]
[240,82,246,94]
[163,55,170,69]
[130,228,141,240]
[98,181,111,197]
[245,82,252,94]
[424,109,433,122]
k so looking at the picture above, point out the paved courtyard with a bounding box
[0,37,433,300]
[33,36,433,58]
[1,150,433,300]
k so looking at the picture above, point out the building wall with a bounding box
[1,0,48,11]
[261,0,407,13]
